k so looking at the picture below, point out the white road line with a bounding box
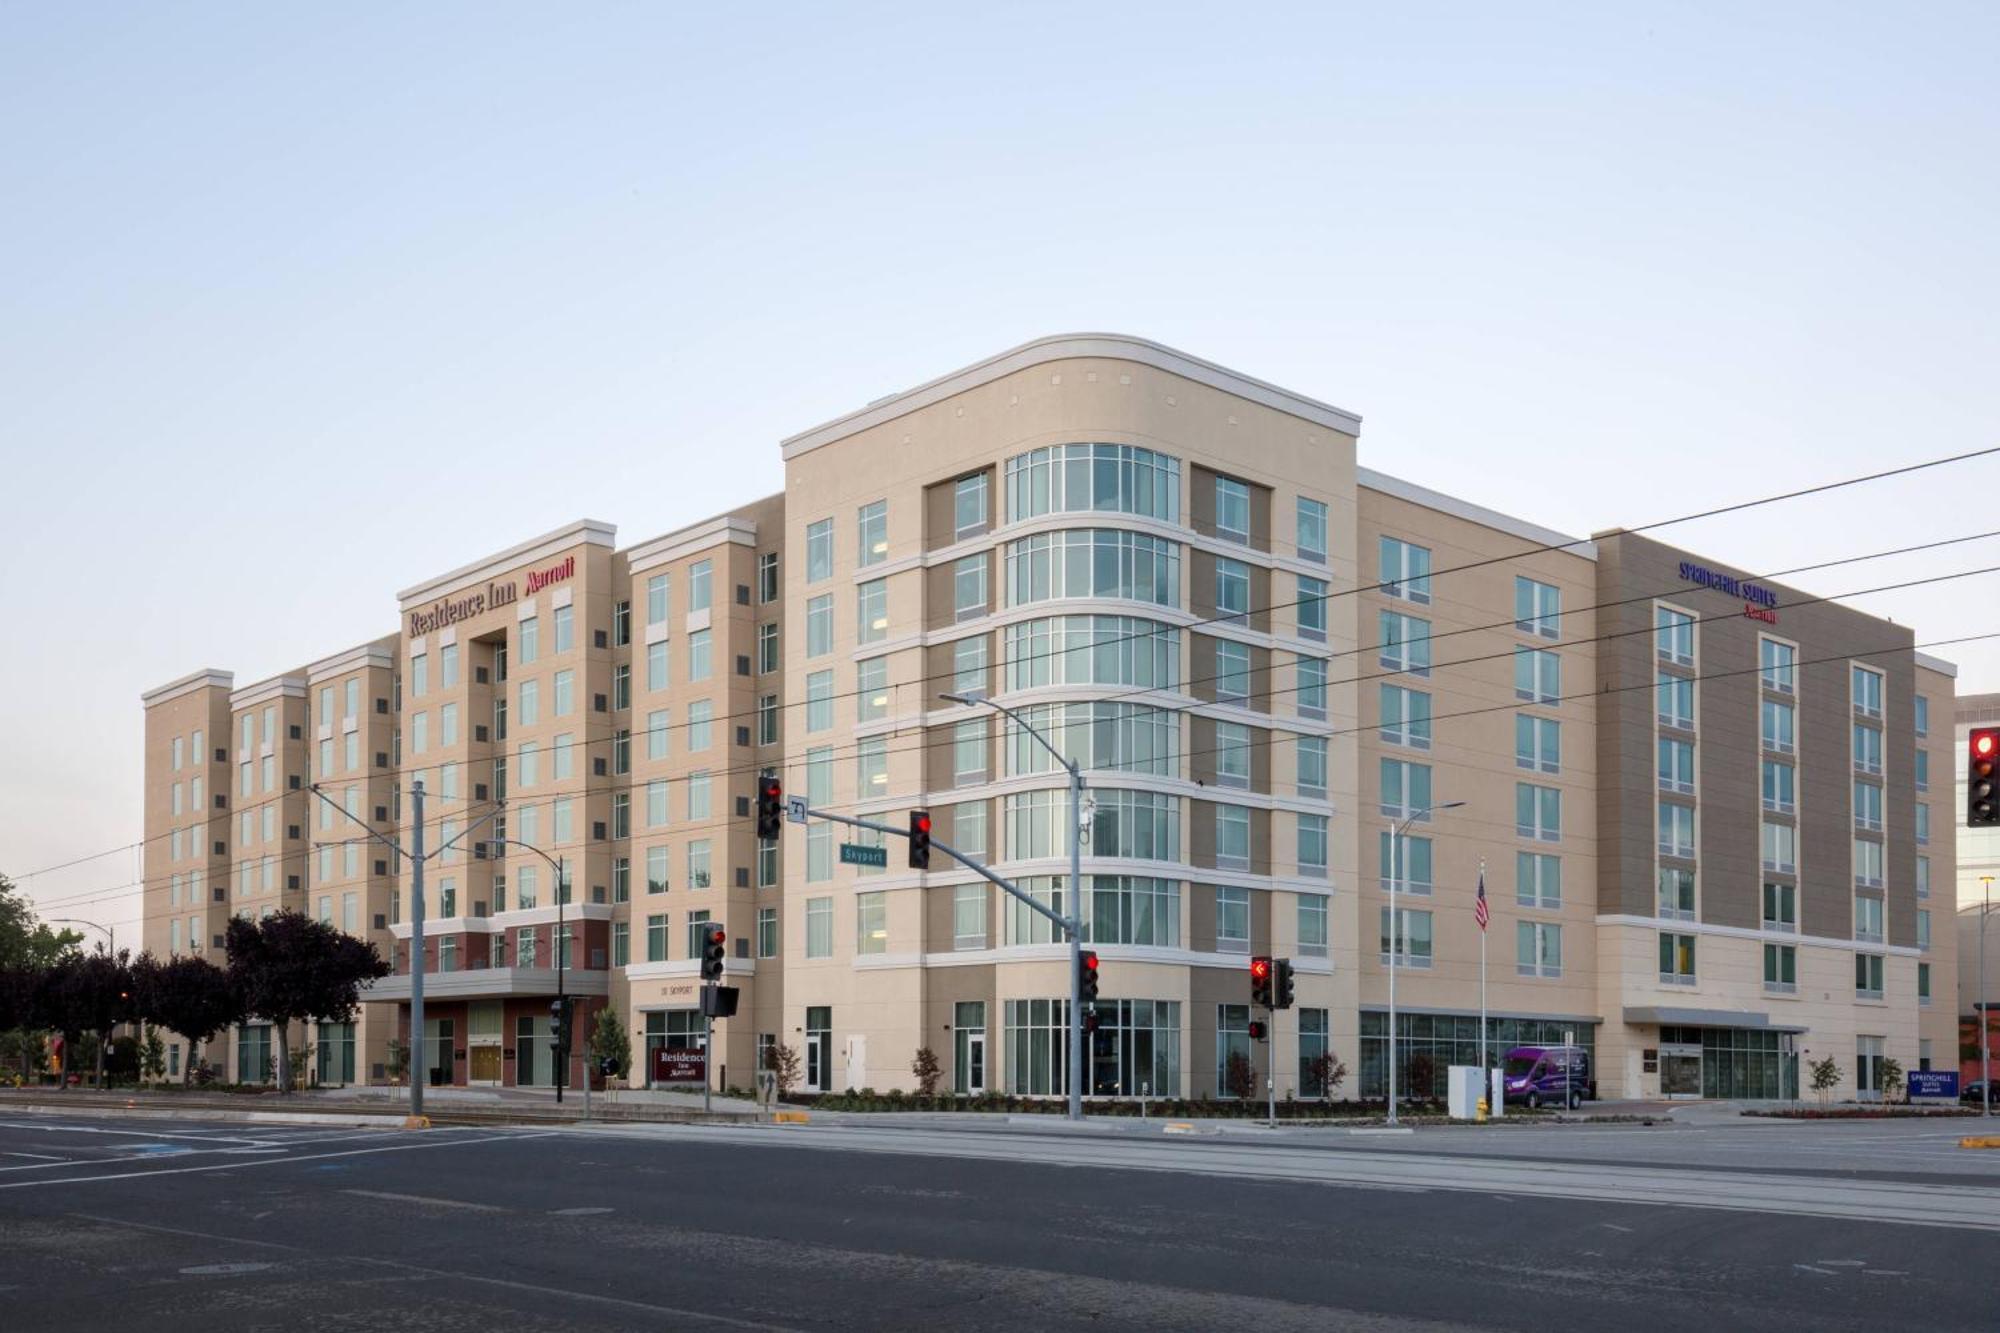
[343,1189,505,1212]
[0,1122,279,1147]
[0,1131,555,1191]
[2,1152,65,1162]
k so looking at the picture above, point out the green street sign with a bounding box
[839,842,888,867]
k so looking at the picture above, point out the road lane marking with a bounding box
[343,1189,504,1212]
[0,1131,554,1190]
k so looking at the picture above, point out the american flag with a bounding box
[1474,864,1489,931]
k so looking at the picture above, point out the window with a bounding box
[1852,723,1882,774]
[953,883,987,950]
[1658,801,1695,858]
[857,500,888,567]
[1916,802,1931,845]
[613,600,630,647]
[687,840,712,890]
[1760,759,1793,812]
[1658,672,1695,730]
[610,921,629,968]
[1853,838,1884,888]
[1214,558,1250,624]
[610,793,629,839]
[1296,656,1327,719]
[954,556,987,620]
[1296,497,1328,563]
[1296,735,1328,797]
[1764,943,1797,994]
[646,914,668,962]
[687,629,713,682]
[1659,738,1695,793]
[612,664,630,711]
[552,604,573,655]
[805,897,833,958]
[1381,907,1433,967]
[692,552,716,608]
[1759,638,1795,693]
[1761,821,1797,873]
[1854,952,1885,999]
[754,551,779,604]
[757,622,778,674]
[517,678,539,727]
[1851,664,1883,719]
[1297,813,1328,877]
[1212,720,1252,789]
[805,518,833,583]
[646,780,668,828]
[1380,758,1432,819]
[1516,783,1561,842]
[1916,748,1930,792]
[1517,922,1562,978]
[1215,805,1251,870]
[856,892,888,955]
[1659,932,1696,984]
[1209,638,1250,703]
[1515,577,1560,639]
[1005,615,1177,691]
[806,594,832,657]
[952,720,986,783]
[954,472,989,538]
[858,736,890,796]
[687,700,713,750]
[1295,575,1328,641]
[1380,611,1431,675]
[646,708,669,761]
[1216,886,1250,951]
[1655,606,1694,664]
[647,574,670,624]
[1518,852,1561,909]
[643,640,669,692]
[687,770,713,821]
[1381,832,1433,895]
[518,616,540,666]
[1762,881,1796,932]
[758,836,778,888]
[1005,530,1182,608]
[1379,537,1431,603]
[857,579,888,643]
[1914,694,1929,737]
[1919,961,1932,1005]
[1917,856,1931,899]
[1754,698,1794,754]
[612,857,630,904]
[805,670,833,733]
[1380,685,1432,748]
[1918,908,1931,951]
[409,653,429,699]
[1004,444,1177,523]
[646,845,669,894]
[952,636,987,696]
[1298,894,1329,958]
[757,907,778,958]
[1214,475,1250,542]
[1854,780,1883,831]
[552,669,573,717]
[1517,715,1561,774]
[756,695,778,746]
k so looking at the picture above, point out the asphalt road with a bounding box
[1,1112,1996,1331]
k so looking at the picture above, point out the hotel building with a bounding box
[139,334,1958,1101]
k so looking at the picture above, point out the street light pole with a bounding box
[46,918,115,1090]
[487,839,574,1104]
[945,691,1086,1122]
[1984,875,1994,1119]
[1386,801,1463,1127]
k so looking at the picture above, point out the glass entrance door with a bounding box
[1661,1046,1702,1098]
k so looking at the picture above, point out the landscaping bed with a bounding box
[1742,1105,1978,1119]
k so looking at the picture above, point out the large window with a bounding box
[1853,838,1884,888]
[857,500,888,568]
[1518,852,1561,909]
[1296,497,1328,563]
[857,579,888,644]
[1853,894,1887,944]
[1381,832,1433,894]
[954,556,988,620]
[1379,537,1431,603]
[1659,932,1697,984]
[1760,638,1795,693]
[1380,907,1433,967]
[1003,701,1178,777]
[1004,615,1178,692]
[954,473,989,539]
[1214,475,1251,542]
[1296,735,1328,797]
[1655,606,1694,664]
[1517,715,1560,773]
[805,518,833,583]
[1216,805,1251,870]
[1215,720,1252,789]
[1516,783,1561,842]
[647,574,670,624]
[1852,722,1882,774]
[1214,640,1250,702]
[1380,758,1432,819]
[856,892,888,955]
[1517,922,1562,978]
[1854,780,1884,831]
[1658,801,1695,858]
[954,883,987,950]
[1515,577,1561,639]
[805,897,833,958]
[1295,575,1328,641]
[1005,530,1182,608]
[1298,894,1329,958]
[1764,943,1797,994]
[1851,664,1884,718]
[1660,738,1695,793]
[1659,867,1696,920]
[856,657,889,723]
[1379,611,1431,675]
[1854,953,1885,999]
[1089,876,1180,947]
[1762,881,1797,932]
[805,670,833,733]
[1296,656,1327,719]
[1006,789,1177,861]
[1761,759,1794,812]
[1761,821,1797,873]
[1380,685,1432,748]
[805,594,833,657]
[1003,878,1070,946]
[1005,443,1180,523]
[1215,886,1250,951]
[1215,558,1250,623]
[1658,673,1695,730]
[1516,648,1560,705]
[1297,813,1328,877]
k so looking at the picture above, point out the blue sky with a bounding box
[6,4,1999,933]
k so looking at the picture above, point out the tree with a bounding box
[0,873,83,970]
[910,1046,941,1097]
[225,911,388,1094]
[588,1003,630,1082]
[1304,1051,1349,1100]
[1880,1056,1904,1105]
[1810,1054,1843,1106]
[1225,1050,1256,1101]
[764,1042,802,1098]
[133,954,241,1083]
[1405,1052,1438,1104]
[41,948,134,1089]
[140,1027,166,1083]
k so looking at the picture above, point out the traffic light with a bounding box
[700,924,727,982]
[908,809,932,869]
[1273,958,1296,1010]
[548,997,571,1044]
[1249,955,1273,1008]
[1971,728,2000,828]
[1077,950,1100,1004]
[1083,1011,1101,1035]
[756,774,783,839]
[1247,1019,1268,1042]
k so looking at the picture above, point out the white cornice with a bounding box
[624,514,760,575]
[397,519,617,607]
[1359,467,1596,561]
[229,674,308,709]
[306,637,398,684]
[780,333,1364,460]
[1596,913,1922,958]
[1913,652,1959,679]
[141,669,235,707]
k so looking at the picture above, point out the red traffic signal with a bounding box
[1972,728,2000,828]
[756,774,783,839]
[908,809,933,869]
[1078,949,1100,1003]
[1248,1020,1268,1042]
[1249,955,1273,1008]
[1249,957,1271,981]
[700,924,728,982]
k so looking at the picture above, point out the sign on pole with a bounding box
[839,842,888,867]
[785,795,808,825]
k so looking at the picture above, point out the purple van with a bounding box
[1501,1045,1592,1109]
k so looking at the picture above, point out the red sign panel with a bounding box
[652,1045,706,1084]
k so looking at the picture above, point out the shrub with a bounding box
[910,1047,941,1097]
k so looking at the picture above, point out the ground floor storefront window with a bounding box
[1003,998,1181,1098]
[316,1021,355,1086]
[1359,1011,1595,1099]
[1657,1025,1798,1100]
[236,1024,272,1085]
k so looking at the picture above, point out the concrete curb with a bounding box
[0,1103,402,1129]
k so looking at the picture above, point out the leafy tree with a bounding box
[225,911,388,1094]
[1305,1051,1349,1100]
[589,1003,630,1081]
[140,1027,166,1083]
[1809,1054,1843,1105]
[131,954,240,1083]
[910,1046,941,1097]
[764,1042,802,1097]
[0,873,84,970]
[41,949,134,1089]
[1880,1056,1904,1104]
[1225,1050,1256,1101]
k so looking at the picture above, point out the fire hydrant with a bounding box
[1476,1095,1490,1123]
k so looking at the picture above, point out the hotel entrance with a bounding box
[1660,1042,1702,1098]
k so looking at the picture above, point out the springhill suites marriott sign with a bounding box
[407,555,574,637]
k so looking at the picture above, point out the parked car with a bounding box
[1962,1080,1991,1105]
[1501,1045,1593,1109]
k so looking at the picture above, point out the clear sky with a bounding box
[6,3,1999,939]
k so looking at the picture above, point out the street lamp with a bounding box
[943,689,1086,1123]
[44,918,118,1090]
[1387,801,1465,1126]
[1983,875,1995,1119]
[487,839,570,1104]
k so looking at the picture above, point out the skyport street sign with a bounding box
[839,842,888,868]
